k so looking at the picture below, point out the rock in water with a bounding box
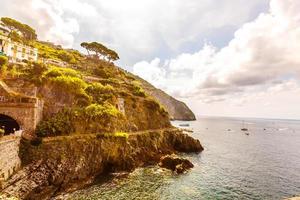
[159,154,194,174]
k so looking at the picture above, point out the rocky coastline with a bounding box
[1,128,203,200]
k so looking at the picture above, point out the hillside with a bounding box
[0,28,172,136]
[2,53,172,136]
[0,17,203,199]
[135,76,196,120]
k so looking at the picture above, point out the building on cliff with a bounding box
[0,23,38,63]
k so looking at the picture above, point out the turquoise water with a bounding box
[66,117,300,200]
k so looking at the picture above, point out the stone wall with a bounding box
[0,100,43,136]
[0,136,21,188]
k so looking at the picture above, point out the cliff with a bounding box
[3,58,172,137]
[133,76,196,121]
[0,17,204,200]
[1,128,203,199]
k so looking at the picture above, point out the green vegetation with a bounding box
[113,132,129,138]
[22,62,48,85]
[44,66,81,78]
[1,17,37,40]
[96,132,129,139]
[36,103,123,137]
[0,55,8,78]
[36,109,75,137]
[132,81,147,97]
[50,76,88,94]
[44,67,90,105]
[57,51,76,64]
[0,17,171,137]
[9,30,22,42]
[81,41,119,62]
[85,103,122,120]
[0,55,8,67]
[145,97,168,116]
[33,41,83,65]
[85,82,115,104]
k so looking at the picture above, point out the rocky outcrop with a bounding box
[159,154,194,174]
[1,128,203,199]
[133,76,196,121]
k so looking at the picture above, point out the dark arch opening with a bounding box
[0,114,20,135]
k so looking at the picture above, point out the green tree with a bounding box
[9,30,22,42]
[1,17,37,40]
[80,42,90,55]
[106,49,119,62]
[0,55,8,78]
[80,41,119,62]
[0,55,8,67]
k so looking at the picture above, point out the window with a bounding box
[14,45,17,52]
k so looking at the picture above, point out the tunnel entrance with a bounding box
[0,114,20,135]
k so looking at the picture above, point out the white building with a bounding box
[0,24,38,63]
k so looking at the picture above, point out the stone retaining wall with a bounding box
[0,136,21,188]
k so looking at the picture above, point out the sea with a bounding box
[65,116,300,200]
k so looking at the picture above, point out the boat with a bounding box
[241,121,249,131]
[245,132,250,136]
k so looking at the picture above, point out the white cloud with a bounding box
[133,0,300,119]
[133,58,167,88]
[0,0,91,47]
[3,0,299,118]
[0,0,270,65]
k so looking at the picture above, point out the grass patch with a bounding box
[33,41,83,64]
[96,132,129,139]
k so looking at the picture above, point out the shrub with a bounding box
[96,132,129,139]
[114,132,129,139]
[131,81,146,97]
[23,62,48,85]
[0,55,8,67]
[34,41,82,64]
[44,67,80,78]
[132,83,146,97]
[36,109,75,137]
[50,76,88,96]
[58,51,76,64]
[145,97,168,115]
[0,64,7,78]
[9,65,20,77]
[85,83,115,103]
[84,103,122,120]
[93,68,109,78]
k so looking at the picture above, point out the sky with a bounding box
[1,0,300,119]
